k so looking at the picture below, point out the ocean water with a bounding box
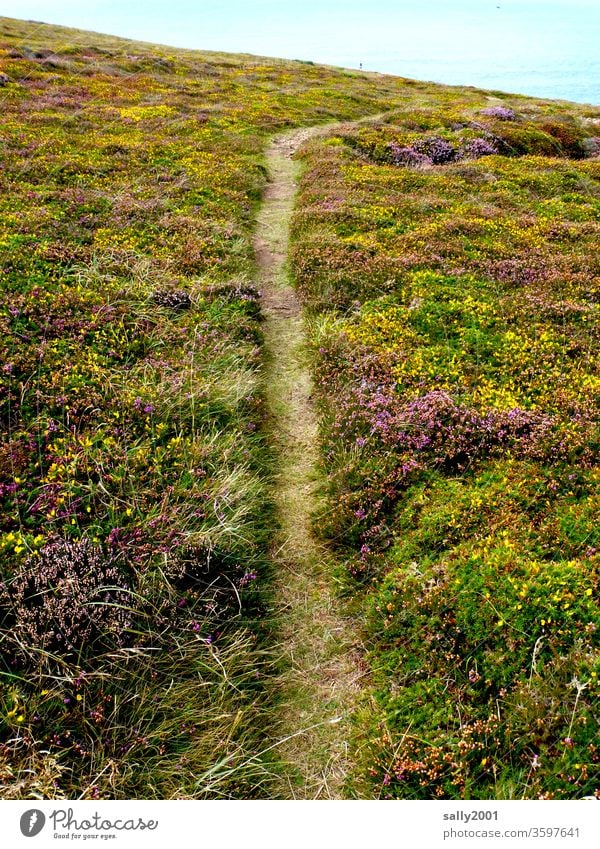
[271,0,600,106]
[3,0,600,104]
[350,1,600,105]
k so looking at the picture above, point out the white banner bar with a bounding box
[0,799,598,848]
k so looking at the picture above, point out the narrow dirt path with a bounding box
[255,127,365,799]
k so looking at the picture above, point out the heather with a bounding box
[291,92,599,798]
[0,16,416,798]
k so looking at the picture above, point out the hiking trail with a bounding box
[255,126,366,799]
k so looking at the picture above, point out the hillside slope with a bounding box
[291,88,600,798]
[0,15,598,800]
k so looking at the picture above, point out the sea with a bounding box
[3,0,599,105]
[352,0,600,105]
[190,0,600,106]
[284,0,600,106]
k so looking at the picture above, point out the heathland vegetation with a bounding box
[0,15,598,799]
[292,95,600,798]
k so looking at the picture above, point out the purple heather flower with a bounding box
[412,136,457,164]
[388,142,432,168]
[462,137,498,159]
[481,105,516,120]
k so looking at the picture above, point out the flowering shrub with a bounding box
[582,137,600,158]
[2,539,131,656]
[351,106,599,168]
[151,289,192,311]
[366,535,598,798]
[461,136,498,158]
[388,142,432,168]
[412,135,457,164]
[388,135,495,167]
[481,105,516,120]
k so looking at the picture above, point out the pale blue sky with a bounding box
[2,1,599,102]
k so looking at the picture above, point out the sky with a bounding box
[1,1,599,102]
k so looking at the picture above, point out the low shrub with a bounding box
[1,538,132,658]
[481,105,516,120]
